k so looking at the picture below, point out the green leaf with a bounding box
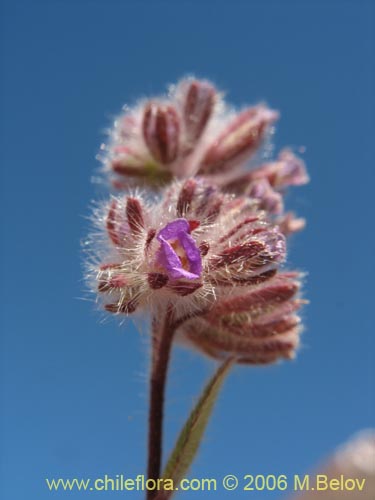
[161,357,234,496]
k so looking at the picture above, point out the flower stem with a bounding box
[147,304,175,500]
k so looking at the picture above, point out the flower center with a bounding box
[155,219,202,280]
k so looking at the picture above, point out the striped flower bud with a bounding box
[143,102,180,164]
[223,149,308,194]
[198,105,279,175]
[179,273,304,365]
[246,179,283,214]
[248,149,309,188]
[105,112,173,188]
[182,79,216,152]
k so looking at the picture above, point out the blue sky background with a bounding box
[1,0,374,498]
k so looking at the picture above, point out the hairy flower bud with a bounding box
[126,197,144,233]
[179,273,304,364]
[246,179,283,214]
[143,102,180,164]
[106,200,123,246]
[105,112,174,188]
[249,149,309,188]
[182,79,216,152]
[198,106,278,175]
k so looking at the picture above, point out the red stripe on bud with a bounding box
[183,80,216,147]
[145,229,156,254]
[106,200,120,246]
[105,298,138,314]
[143,102,180,164]
[209,269,277,287]
[251,316,300,338]
[218,216,259,244]
[231,269,277,285]
[126,197,144,233]
[99,263,122,271]
[168,281,202,296]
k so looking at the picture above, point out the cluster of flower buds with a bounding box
[101,78,307,196]
[89,176,305,364]
[89,77,309,365]
[179,271,303,365]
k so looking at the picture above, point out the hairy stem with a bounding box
[155,357,235,500]
[147,304,175,500]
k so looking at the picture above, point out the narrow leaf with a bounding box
[160,357,234,497]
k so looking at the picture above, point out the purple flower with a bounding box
[156,219,202,280]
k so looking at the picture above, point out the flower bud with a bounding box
[106,200,122,246]
[176,178,197,217]
[174,178,224,223]
[193,183,224,222]
[250,149,309,188]
[209,274,300,315]
[143,102,180,164]
[126,197,144,233]
[181,315,301,365]
[182,79,216,150]
[247,179,283,214]
[178,272,303,365]
[209,223,286,285]
[199,106,278,174]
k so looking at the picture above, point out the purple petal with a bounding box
[156,237,182,273]
[157,219,190,241]
[178,231,202,277]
